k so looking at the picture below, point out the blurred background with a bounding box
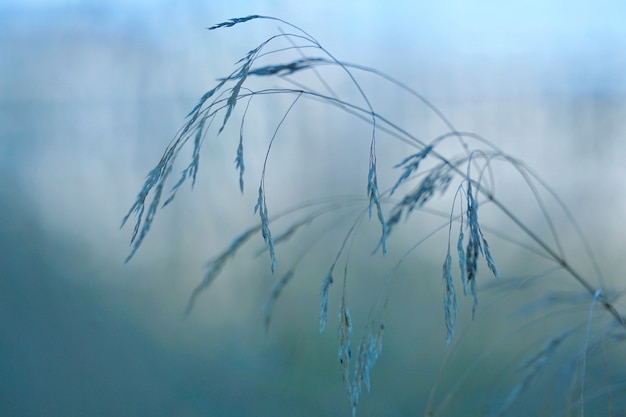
[1,1,625,416]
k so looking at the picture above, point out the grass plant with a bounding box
[122,15,626,416]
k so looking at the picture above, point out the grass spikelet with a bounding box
[124,179,166,263]
[390,144,433,195]
[481,229,498,279]
[254,186,277,273]
[186,86,219,118]
[207,15,264,30]
[245,58,325,77]
[257,217,314,255]
[356,323,385,394]
[263,269,296,333]
[457,223,467,295]
[235,137,245,193]
[162,170,187,208]
[189,117,204,186]
[338,297,353,390]
[442,252,457,346]
[367,160,388,255]
[386,162,454,237]
[121,157,170,250]
[319,266,335,334]
[162,119,206,207]
[464,182,494,313]
[234,97,252,194]
[348,322,385,416]
[465,235,479,285]
[470,273,478,318]
[218,47,258,133]
[184,225,261,316]
[497,328,576,417]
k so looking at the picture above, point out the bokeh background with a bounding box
[1,1,625,416]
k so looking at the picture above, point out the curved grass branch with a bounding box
[122,15,625,416]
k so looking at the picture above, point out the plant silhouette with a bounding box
[123,16,626,416]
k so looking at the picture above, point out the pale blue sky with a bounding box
[2,0,624,95]
[2,0,625,57]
